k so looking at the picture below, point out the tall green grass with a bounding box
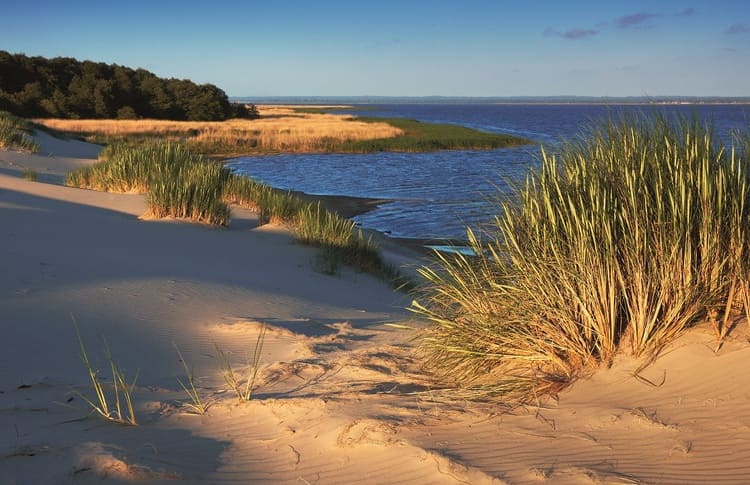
[412,114,750,401]
[66,141,396,278]
[68,142,197,192]
[0,111,40,152]
[222,173,396,278]
[223,175,304,224]
[148,161,230,225]
[67,142,231,225]
[296,203,384,274]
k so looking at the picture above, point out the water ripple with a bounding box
[228,147,536,240]
[227,104,749,240]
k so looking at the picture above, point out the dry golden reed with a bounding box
[35,106,402,154]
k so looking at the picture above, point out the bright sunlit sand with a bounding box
[2,0,750,481]
[3,133,750,483]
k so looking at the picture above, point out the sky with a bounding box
[1,0,749,97]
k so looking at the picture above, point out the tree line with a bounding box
[0,51,257,121]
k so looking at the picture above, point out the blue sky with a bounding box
[1,0,748,97]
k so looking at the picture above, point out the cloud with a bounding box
[544,27,599,40]
[563,28,599,40]
[615,12,658,28]
[546,9,691,43]
[725,23,750,34]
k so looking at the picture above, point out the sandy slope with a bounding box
[2,134,750,484]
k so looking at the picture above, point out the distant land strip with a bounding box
[236,95,750,105]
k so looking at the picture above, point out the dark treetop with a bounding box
[0,51,256,121]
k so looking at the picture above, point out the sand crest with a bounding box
[2,134,750,484]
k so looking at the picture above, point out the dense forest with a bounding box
[0,51,256,121]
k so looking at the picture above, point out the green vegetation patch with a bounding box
[284,108,532,152]
[67,142,231,225]
[0,111,40,152]
[22,168,39,181]
[223,175,304,224]
[148,160,231,225]
[412,114,750,402]
[296,202,384,275]
[337,117,532,152]
[224,176,398,280]
[290,106,367,115]
[67,141,399,280]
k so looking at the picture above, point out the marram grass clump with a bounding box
[223,175,304,225]
[147,160,231,225]
[223,177,391,277]
[67,142,231,225]
[296,202,384,275]
[0,111,40,152]
[66,141,395,278]
[412,114,750,402]
[70,141,199,193]
[22,168,39,181]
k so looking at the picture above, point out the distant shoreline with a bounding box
[256,101,750,107]
[236,96,750,106]
[490,101,750,106]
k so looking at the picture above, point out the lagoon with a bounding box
[228,103,750,240]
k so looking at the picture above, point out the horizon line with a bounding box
[230,95,750,104]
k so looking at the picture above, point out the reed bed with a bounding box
[412,114,750,402]
[0,111,40,152]
[34,106,403,155]
[340,117,531,152]
[34,105,530,155]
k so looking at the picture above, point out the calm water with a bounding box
[228,104,750,240]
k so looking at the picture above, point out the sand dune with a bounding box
[2,134,750,484]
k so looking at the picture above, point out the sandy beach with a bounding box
[3,133,750,484]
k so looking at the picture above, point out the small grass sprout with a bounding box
[71,317,138,425]
[214,323,267,401]
[174,343,208,414]
[22,169,38,181]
